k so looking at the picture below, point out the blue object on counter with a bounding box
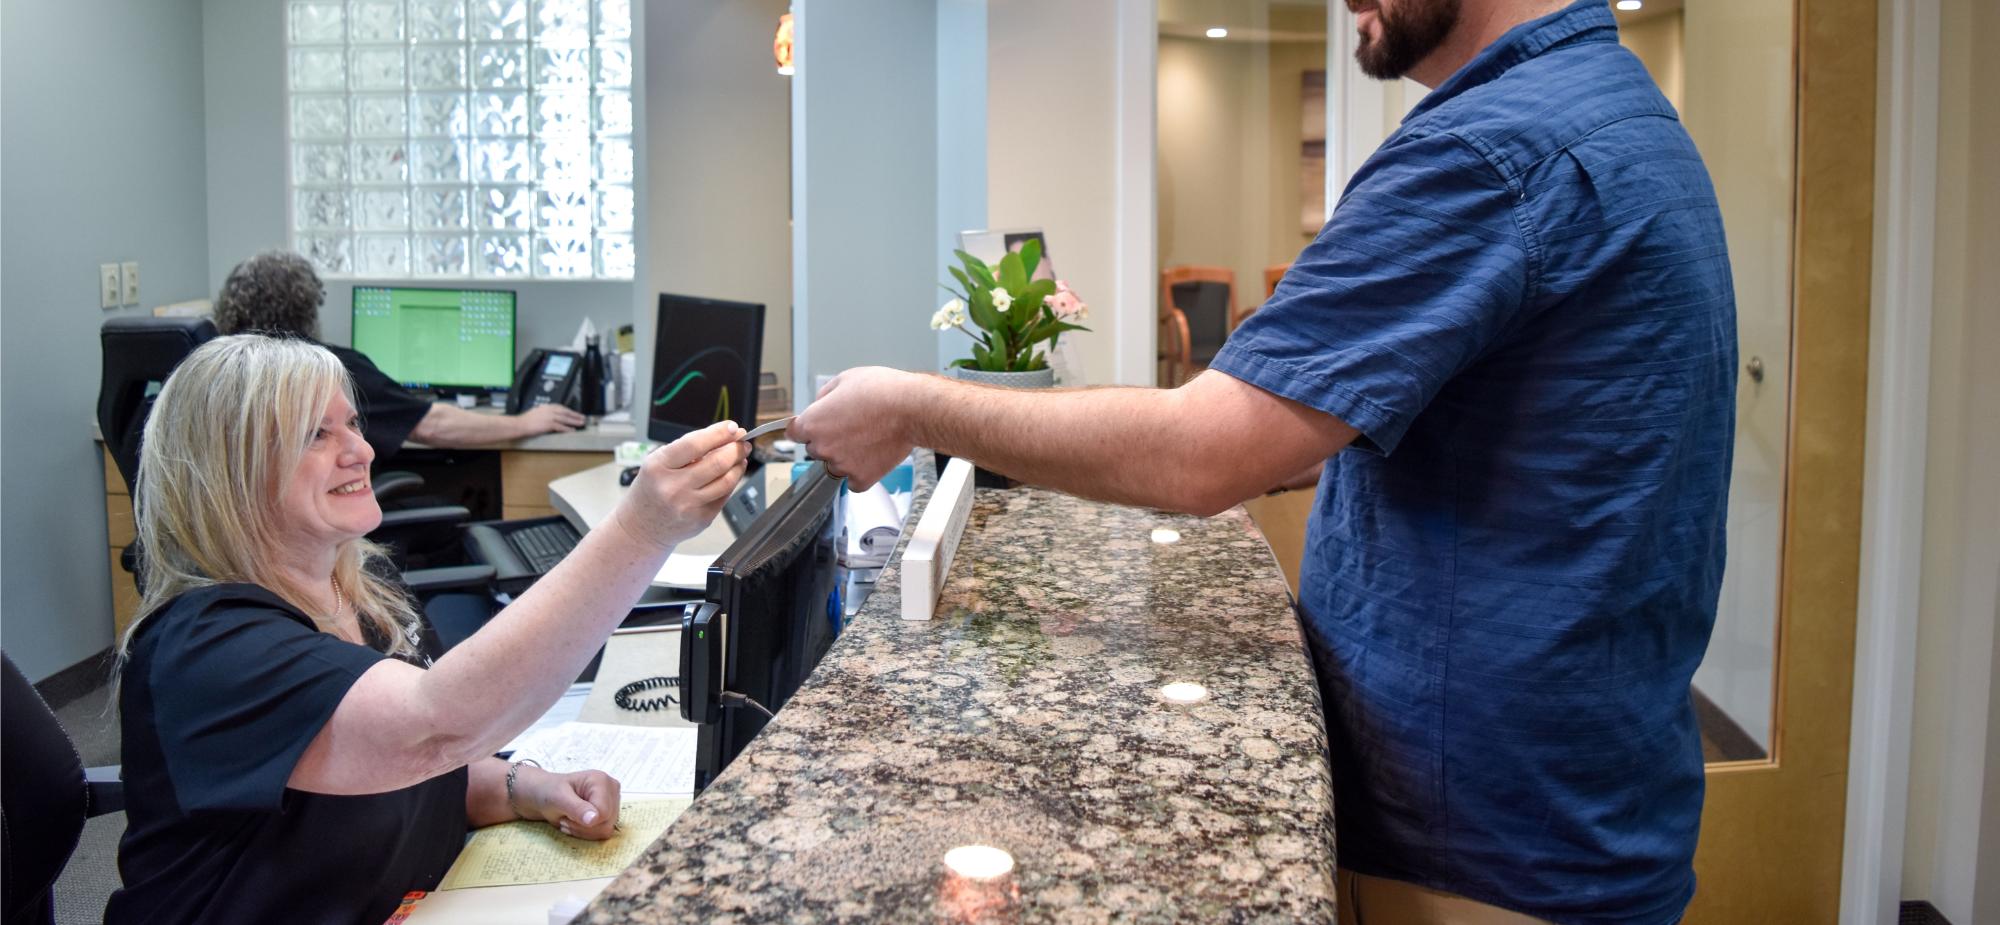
[877,461,914,494]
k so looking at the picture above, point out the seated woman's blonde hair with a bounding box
[120,335,421,660]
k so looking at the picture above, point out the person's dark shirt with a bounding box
[106,584,467,925]
[1210,3,1734,922]
[324,343,433,463]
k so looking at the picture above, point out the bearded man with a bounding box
[796,2,1735,921]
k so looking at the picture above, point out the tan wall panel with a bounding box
[106,493,135,548]
[104,449,128,496]
[500,451,607,511]
[110,548,141,642]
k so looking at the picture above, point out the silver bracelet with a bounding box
[505,758,542,819]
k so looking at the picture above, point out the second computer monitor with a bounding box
[648,293,764,444]
[351,286,516,393]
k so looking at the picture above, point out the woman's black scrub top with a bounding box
[105,584,466,925]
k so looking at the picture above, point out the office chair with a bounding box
[96,318,495,600]
[96,316,217,493]
[1,652,123,925]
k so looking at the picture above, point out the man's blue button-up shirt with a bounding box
[1210,3,1736,922]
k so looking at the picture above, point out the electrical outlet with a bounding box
[99,264,121,309]
[120,261,140,306]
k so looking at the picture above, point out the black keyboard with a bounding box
[506,521,581,574]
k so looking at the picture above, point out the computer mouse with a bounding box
[619,465,640,487]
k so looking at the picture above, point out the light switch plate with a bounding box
[99,264,121,309]
[120,261,140,305]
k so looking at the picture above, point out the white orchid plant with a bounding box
[932,239,1090,373]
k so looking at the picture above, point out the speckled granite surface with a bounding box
[584,462,1337,924]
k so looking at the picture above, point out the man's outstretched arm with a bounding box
[790,367,1355,517]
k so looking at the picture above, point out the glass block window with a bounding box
[287,0,636,280]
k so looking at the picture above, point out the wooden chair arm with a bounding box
[1159,308,1193,387]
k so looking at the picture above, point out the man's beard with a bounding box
[1352,0,1462,80]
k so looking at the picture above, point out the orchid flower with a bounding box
[1048,280,1088,320]
[930,298,970,332]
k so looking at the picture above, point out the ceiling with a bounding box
[1158,0,1328,43]
[1161,1,1683,44]
[1610,0,1686,25]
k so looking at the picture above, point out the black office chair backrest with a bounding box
[1,653,89,925]
[97,316,217,492]
[1169,280,1232,359]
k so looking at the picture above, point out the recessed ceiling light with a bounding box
[1160,681,1209,704]
[1206,27,1228,38]
[944,845,1015,879]
[1615,0,1643,10]
[1150,527,1181,544]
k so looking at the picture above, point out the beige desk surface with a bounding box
[547,461,794,589]
[447,408,634,452]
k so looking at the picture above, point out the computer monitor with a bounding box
[351,286,517,393]
[680,463,841,790]
[648,293,764,444]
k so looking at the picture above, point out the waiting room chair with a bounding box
[1,652,122,925]
[1159,307,1194,388]
[1263,263,1289,302]
[1160,266,1239,384]
[1228,263,1292,332]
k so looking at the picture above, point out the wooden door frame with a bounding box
[1687,0,1877,920]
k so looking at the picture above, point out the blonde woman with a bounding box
[103,335,748,924]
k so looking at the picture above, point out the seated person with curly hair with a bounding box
[104,335,749,923]
[213,250,585,462]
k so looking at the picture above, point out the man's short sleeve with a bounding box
[328,345,433,461]
[139,592,386,813]
[1209,131,1534,456]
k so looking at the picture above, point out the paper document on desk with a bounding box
[506,722,700,796]
[436,798,689,890]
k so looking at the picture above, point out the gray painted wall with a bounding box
[1,0,213,679]
[792,0,943,404]
[200,0,637,364]
[640,0,794,411]
[934,0,987,373]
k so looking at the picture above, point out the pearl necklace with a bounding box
[330,575,346,623]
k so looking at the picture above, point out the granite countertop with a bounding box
[585,462,1337,924]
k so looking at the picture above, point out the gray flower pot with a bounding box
[937,366,1053,489]
[945,366,1057,389]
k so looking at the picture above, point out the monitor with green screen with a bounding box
[350,286,517,392]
